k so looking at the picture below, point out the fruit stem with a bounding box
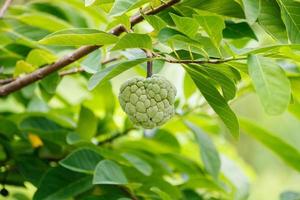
[145,50,153,78]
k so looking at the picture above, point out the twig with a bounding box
[0,77,14,85]
[0,0,12,18]
[0,0,180,96]
[0,56,246,85]
[97,128,135,145]
[58,57,120,76]
[142,49,153,77]
[119,186,139,200]
[164,57,246,64]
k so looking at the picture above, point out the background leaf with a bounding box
[248,54,291,115]
[76,106,98,140]
[33,167,93,200]
[122,153,153,176]
[185,121,221,179]
[240,118,300,172]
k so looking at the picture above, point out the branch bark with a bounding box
[0,57,120,85]
[0,0,12,18]
[0,0,180,96]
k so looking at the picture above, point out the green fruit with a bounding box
[119,75,176,129]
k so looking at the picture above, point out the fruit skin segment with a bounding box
[119,75,177,129]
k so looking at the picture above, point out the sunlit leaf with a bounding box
[248,54,291,115]
[39,28,118,46]
[112,33,152,50]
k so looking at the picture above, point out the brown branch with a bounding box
[0,57,120,85]
[0,0,180,96]
[0,0,12,18]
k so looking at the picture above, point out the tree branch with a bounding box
[0,0,180,96]
[97,128,135,145]
[0,57,120,85]
[0,0,12,18]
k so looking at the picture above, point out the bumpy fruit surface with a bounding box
[119,75,176,129]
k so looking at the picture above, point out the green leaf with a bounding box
[159,153,201,175]
[33,167,93,200]
[170,14,199,38]
[93,160,128,185]
[144,15,167,32]
[0,145,6,161]
[205,67,237,101]
[0,118,17,139]
[88,58,147,90]
[180,176,225,192]
[238,0,260,24]
[185,65,239,138]
[194,13,225,46]
[240,118,300,172]
[16,156,48,186]
[185,121,220,179]
[85,0,114,6]
[14,60,36,77]
[150,187,172,200]
[81,49,102,74]
[223,21,257,40]
[258,0,288,43]
[17,13,72,32]
[121,153,153,176]
[277,0,300,43]
[112,33,152,50]
[157,27,183,43]
[183,72,197,99]
[19,116,67,144]
[153,129,180,152]
[19,116,63,133]
[40,72,61,95]
[26,49,56,67]
[39,28,118,46]
[60,148,103,174]
[109,0,148,16]
[76,106,98,140]
[247,55,291,115]
[180,0,245,18]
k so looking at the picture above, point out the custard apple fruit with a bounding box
[119,75,176,129]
